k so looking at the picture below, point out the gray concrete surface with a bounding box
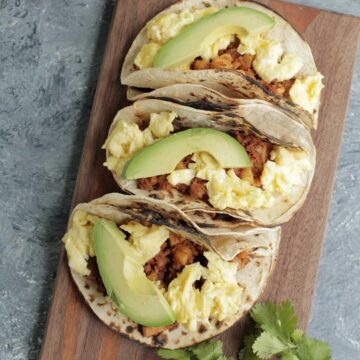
[0,1,359,359]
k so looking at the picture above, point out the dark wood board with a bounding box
[40,1,360,359]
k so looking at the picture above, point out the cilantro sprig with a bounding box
[157,340,234,360]
[247,301,331,360]
[157,301,331,360]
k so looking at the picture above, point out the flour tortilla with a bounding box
[105,88,315,227]
[121,0,320,129]
[66,193,280,349]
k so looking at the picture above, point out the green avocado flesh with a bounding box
[153,7,275,69]
[92,219,176,327]
[122,128,252,180]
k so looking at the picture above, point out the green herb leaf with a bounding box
[252,331,289,359]
[157,340,231,360]
[251,301,298,343]
[216,356,234,360]
[281,351,299,360]
[291,329,304,343]
[157,348,193,360]
[159,301,331,360]
[191,340,224,360]
[294,335,331,360]
[246,301,330,360]
[238,335,261,360]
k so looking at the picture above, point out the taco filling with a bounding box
[133,7,323,115]
[103,111,312,212]
[63,210,250,334]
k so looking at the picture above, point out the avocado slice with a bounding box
[92,219,176,327]
[122,128,251,180]
[153,7,275,69]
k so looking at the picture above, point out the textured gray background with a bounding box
[0,1,359,359]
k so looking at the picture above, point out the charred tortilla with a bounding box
[64,193,280,348]
[104,86,315,227]
[121,0,323,129]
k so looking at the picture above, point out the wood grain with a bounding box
[39,1,360,359]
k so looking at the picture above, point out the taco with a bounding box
[121,0,324,129]
[103,88,315,227]
[63,193,280,348]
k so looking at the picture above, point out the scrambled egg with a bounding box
[134,43,161,69]
[63,214,243,330]
[135,6,304,85]
[62,211,99,276]
[174,151,272,210]
[167,169,196,186]
[289,72,324,113]
[207,169,273,210]
[104,111,311,213]
[103,111,176,174]
[237,33,304,82]
[120,221,169,264]
[237,33,323,110]
[261,147,312,194]
[167,152,220,186]
[64,215,170,275]
[148,111,175,137]
[166,251,243,331]
[188,152,221,179]
[166,146,310,211]
[237,33,261,55]
[135,7,218,69]
[134,7,324,113]
[147,8,218,44]
[206,147,311,210]
[103,122,150,172]
[200,35,235,62]
[252,39,303,82]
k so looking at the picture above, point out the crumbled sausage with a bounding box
[240,54,255,69]
[233,131,272,183]
[190,39,294,100]
[169,232,185,247]
[189,178,208,200]
[157,175,172,192]
[175,155,193,170]
[138,174,208,200]
[173,242,199,270]
[138,157,193,192]
[137,175,172,192]
[261,78,296,98]
[144,243,170,287]
[144,237,204,287]
[211,53,236,70]
[234,167,255,186]
[137,176,159,191]
[191,58,210,70]
[141,324,175,337]
[237,54,256,77]
[175,183,189,193]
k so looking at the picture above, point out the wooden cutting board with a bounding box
[40,1,360,358]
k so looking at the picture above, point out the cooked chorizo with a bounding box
[137,176,159,191]
[233,131,272,182]
[169,232,185,247]
[235,167,255,185]
[191,58,210,70]
[173,243,197,269]
[210,53,235,70]
[141,324,174,337]
[189,178,208,200]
